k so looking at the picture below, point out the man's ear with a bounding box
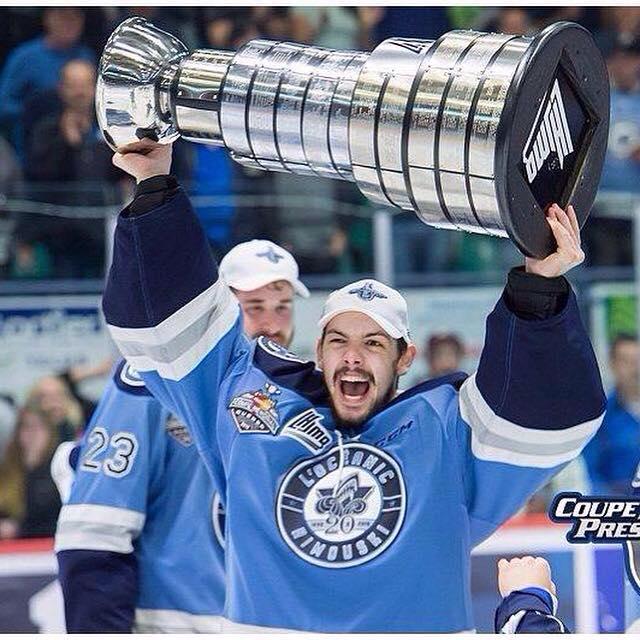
[396,343,417,376]
[315,336,324,370]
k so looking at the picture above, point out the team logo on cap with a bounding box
[348,282,388,302]
[276,443,406,568]
[165,414,192,447]
[229,383,281,434]
[256,247,284,264]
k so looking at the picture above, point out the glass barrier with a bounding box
[0,177,638,288]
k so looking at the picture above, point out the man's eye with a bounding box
[329,337,345,344]
[277,305,292,315]
[245,306,262,315]
[366,340,382,348]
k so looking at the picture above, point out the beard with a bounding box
[328,376,398,433]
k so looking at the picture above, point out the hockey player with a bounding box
[102,144,605,632]
[54,238,308,632]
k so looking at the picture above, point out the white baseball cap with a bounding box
[318,279,411,343]
[220,240,309,298]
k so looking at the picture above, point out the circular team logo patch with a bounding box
[276,443,406,568]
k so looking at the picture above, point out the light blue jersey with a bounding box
[103,189,605,632]
[55,360,225,632]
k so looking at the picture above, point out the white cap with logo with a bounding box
[219,240,309,298]
[318,279,411,343]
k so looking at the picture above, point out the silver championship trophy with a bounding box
[97,17,609,257]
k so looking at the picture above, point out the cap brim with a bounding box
[227,275,310,298]
[318,307,404,341]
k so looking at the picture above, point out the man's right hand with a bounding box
[498,556,556,597]
[112,142,173,183]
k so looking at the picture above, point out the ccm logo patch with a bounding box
[281,408,331,452]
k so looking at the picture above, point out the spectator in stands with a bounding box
[253,7,292,41]
[425,333,465,378]
[25,59,118,189]
[492,8,532,35]
[57,357,114,425]
[9,239,53,279]
[584,334,640,494]
[290,7,378,50]
[0,7,93,154]
[0,134,21,196]
[23,58,121,278]
[599,40,640,194]
[372,7,451,45]
[26,376,84,443]
[0,394,16,460]
[0,405,62,538]
[0,134,22,278]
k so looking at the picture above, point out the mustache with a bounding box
[333,368,374,384]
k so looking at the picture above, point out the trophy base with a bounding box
[495,21,609,258]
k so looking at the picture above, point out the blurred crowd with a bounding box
[1,6,640,538]
[0,6,638,280]
[0,358,112,539]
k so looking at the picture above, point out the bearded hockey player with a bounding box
[55,237,308,632]
[101,144,605,632]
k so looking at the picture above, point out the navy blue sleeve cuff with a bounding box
[504,266,570,321]
[495,588,554,632]
[127,174,180,217]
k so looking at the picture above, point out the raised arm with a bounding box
[455,204,605,544]
[102,145,248,464]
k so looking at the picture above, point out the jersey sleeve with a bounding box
[454,288,605,545]
[101,188,248,468]
[54,363,167,632]
[495,588,567,633]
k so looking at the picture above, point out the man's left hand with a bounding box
[525,203,585,278]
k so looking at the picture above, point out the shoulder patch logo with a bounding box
[276,442,406,568]
[257,336,308,363]
[120,362,145,388]
[281,408,332,453]
[229,382,281,434]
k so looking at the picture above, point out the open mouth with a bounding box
[338,376,371,404]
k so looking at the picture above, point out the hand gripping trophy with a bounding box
[96,17,609,257]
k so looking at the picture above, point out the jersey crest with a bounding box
[229,383,281,434]
[276,442,406,568]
